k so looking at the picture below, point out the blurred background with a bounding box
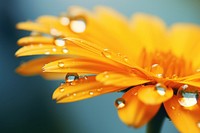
[1,0,200,133]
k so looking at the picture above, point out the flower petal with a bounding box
[43,58,127,74]
[53,76,124,103]
[117,87,161,128]
[96,71,150,87]
[138,85,173,105]
[16,56,63,76]
[16,22,49,33]
[164,96,200,133]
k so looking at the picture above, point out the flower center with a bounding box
[139,49,194,79]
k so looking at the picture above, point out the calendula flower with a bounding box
[15,6,200,133]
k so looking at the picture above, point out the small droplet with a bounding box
[97,88,103,92]
[65,73,79,83]
[54,38,66,47]
[150,64,164,78]
[60,88,65,92]
[89,91,94,95]
[171,74,178,79]
[60,17,70,26]
[171,106,175,110]
[69,17,86,33]
[50,28,61,36]
[58,61,65,68]
[115,98,126,109]
[73,93,77,96]
[52,48,57,52]
[102,49,112,58]
[177,85,199,108]
[103,72,109,78]
[155,83,166,96]
[44,51,50,55]
[123,56,129,62]
[197,122,200,128]
[62,48,68,53]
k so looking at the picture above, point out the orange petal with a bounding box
[96,71,150,87]
[16,22,49,33]
[17,36,54,46]
[43,58,126,74]
[164,96,200,133]
[16,56,63,76]
[138,84,173,105]
[53,76,124,103]
[117,87,161,128]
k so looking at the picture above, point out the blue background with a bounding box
[1,0,200,133]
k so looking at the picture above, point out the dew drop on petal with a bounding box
[150,64,164,78]
[197,122,200,128]
[102,49,112,58]
[89,91,94,96]
[58,61,65,68]
[97,88,103,92]
[115,98,126,109]
[44,51,50,55]
[155,83,166,96]
[62,48,69,53]
[65,73,79,83]
[73,93,77,96]
[60,88,65,92]
[54,38,66,47]
[60,17,70,26]
[69,17,86,33]
[50,28,61,37]
[123,56,129,63]
[177,85,199,108]
[52,47,57,52]
[171,106,175,110]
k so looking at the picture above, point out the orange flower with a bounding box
[16,6,200,133]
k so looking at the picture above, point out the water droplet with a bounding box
[52,47,57,52]
[60,17,70,26]
[58,61,65,68]
[65,73,79,83]
[50,28,61,36]
[171,106,175,110]
[73,93,77,96]
[150,64,164,78]
[171,74,178,79]
[103,72,109,78]
[123,56,129,62]
[54,38,66,47]
[97,88,103,92]
[197,122,200,128]
[155,83,166,96]
[102,49,112,58]
[115,98,126,109]
[89,91,94,96]
[69,17,86,33]
[177,85,199,108]
[60,88,65,92]
[62,48,68,53]
[44,51,50,55]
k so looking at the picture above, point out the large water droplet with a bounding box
[58,61,65,68]
[102,49,112,58]
[155,83,166,96]
[115,98,126,109]
[54,38,66,47]
[177,85,199,108]
[150,64,164,78]
[65,73,79,83]
[60,17,70,26]
[69,17,86,33]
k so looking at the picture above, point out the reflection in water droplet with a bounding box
[177,85,199,107]
[150,64,164,78]
[102,49,112,58]
[115,98,126,109]
[155,83,166,96]
[58,62,65,68]
[89,91,94,96]
[60,17,70,26]
[54,38,66,47]
[65,73,79,83]
[70,17,86,33]
[62,48,68,53]
[73,93,77,96]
